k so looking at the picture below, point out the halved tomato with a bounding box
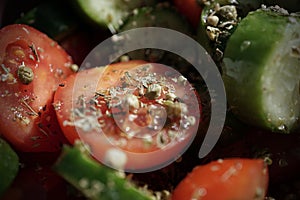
[54,60,202,172]
[172,158,269,200]
[0,24,75,152]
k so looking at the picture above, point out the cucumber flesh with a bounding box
[222,8,300,133]
[0,138,19,196]
[73,0,157,31]
[261,15,300,132]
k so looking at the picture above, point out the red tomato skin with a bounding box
[0,24,75,152]
[172,159,269,200]
[173,0,202,28]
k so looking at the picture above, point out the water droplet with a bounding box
[192,188,207,199]
[104,148,127,170]
[278,124,287,131]
[240,41,251,51]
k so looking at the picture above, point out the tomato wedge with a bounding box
[0,24,75,152]
[172,158,269,200]
[54,60,201,172]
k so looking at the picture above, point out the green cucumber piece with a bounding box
[72,0,157,31]
[222,8,300,133]
[15,0,78,41]
[0,138,19,196]
[53,142,153,200]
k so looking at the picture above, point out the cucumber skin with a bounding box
[53,144,152,200]
[0,138,19,196]
[222,9,299,133]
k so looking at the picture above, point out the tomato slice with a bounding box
[172,158,269,200]
[0,24,75,152]
[54,60,201,172]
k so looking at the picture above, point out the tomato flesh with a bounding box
[0,24,75,152]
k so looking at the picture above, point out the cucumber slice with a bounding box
[72,0,157,31]
[0,138,19,196]
[222,8,300,133]
[53,142,153,200]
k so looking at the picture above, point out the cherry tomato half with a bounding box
[54,60,202,172]
[0,24,75,152]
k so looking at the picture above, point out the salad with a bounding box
[0,0,300,199]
